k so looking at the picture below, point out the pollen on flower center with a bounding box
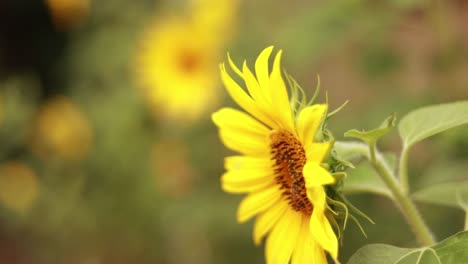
[178,50,201,74]
[270,130,313,215]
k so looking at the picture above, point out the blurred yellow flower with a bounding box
[0,161,39,214]
[134,16,225,122]
[46,0,90,30]
[31,97,92,161]
[212,47,338,263]
[190,0,239,44]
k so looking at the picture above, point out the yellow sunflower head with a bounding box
[190,0,239,44]
[212,46,341,263]
[134,16,222,122]
[46,0,90,30]
[0,161,39,214]
[30,96,93,162]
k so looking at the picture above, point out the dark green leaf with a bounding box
[348,231,468,264]
[347,244,413,264]
[433,231,468,262]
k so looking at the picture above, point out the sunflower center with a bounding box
[270,130,313,215]
[178,50,201,74]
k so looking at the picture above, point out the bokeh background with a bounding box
[0,0,467,263]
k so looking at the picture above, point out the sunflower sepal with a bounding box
[316,127,355,174]
[331,172,347,182]
[325,189,375,241]
[316,133,374,246]
[329,150,355,171]
[327,140,356,177]
[285,73,321,116]
[327,100,349,120]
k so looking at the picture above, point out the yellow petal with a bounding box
[242,61,266,105]
[219,64,276,128]
[253,199,288,245]
[221,169,275,193]
[219,128,269,155]
[212,107,270,136]
[310,212,338,260]
[269,50,294,132]
[265,208,302,264]
[296,104,328,144]
[305,141,333,164]
[255,46,274,99]
[303,162,335,188]
[313,244,328,264]
[308,188,339,260]
[307,186,326,212]
[225,156,272,171]
[291,215,327,264]
[237,185,282,223]
[227,53,243,78]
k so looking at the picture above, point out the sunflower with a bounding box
[212,47,339,263]
[135,17,222,122]
[190,0,239,44]
[31,97,92,161]
[46,0,90,30]
[0,161,39,214]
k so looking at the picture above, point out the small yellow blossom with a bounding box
[134,16,223,122]
[46,0,90,30]
[0,161,39,214]
[31,96,92,161]
[212,47,339,263]
[190,0,239,44]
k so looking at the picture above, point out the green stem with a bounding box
[369,141,377,163]
[370,144,435,246]
[465,211,468,231]
[399,145,410,194]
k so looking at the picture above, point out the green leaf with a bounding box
[348,231,468,264]
[432,231,468,262]
[342,161,391,198]
[345,112,396,144]
[412,181,468,208]
[347,244,413,264]
[413,160,468,190]
[398,101,468,148]
[348,245,440,264]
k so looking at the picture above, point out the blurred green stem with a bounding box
[465,211,468,231]
[399,146,410,194]
[369,144,435,246]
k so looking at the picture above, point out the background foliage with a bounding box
[0,0,467,263]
